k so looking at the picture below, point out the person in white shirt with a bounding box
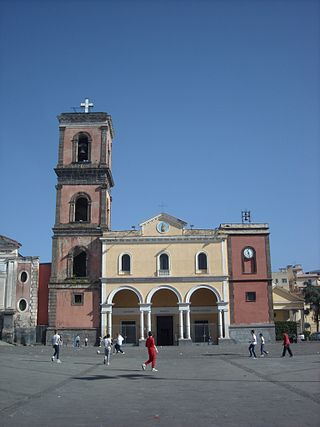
[259,333,269,357]
[51,330,62,363]
[114,333,125,354]
[102,334,112,365]
[248,329,257,359]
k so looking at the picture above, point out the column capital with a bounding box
[139,303,152,312]
[217,301,228,311]
[101,303,113,313]
[178,303,190,311]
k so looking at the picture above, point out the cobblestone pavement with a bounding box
[0,341,319,427]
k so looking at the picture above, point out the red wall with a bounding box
[38,263,51,325]
[229,235,271,324]
[56,290,100,328]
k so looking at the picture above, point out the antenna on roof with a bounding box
[241,210,251,223]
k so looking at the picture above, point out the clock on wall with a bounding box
[243,247,254,259]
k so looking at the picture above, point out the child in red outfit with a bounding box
[142,331,158,372]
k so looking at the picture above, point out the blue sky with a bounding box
[0,0,319,271]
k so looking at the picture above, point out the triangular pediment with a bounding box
[0,235,21,251]
[139,213,187,236]
[140,213,187,229]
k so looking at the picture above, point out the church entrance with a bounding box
[156,316,173,346]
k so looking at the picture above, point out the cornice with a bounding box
[58,113,114,138]
[229,278,272,283]
[100,235,225,245]
[52,226,103,237]
[101,275,228,284]
[49,282,100,290]
[55,165,114,187]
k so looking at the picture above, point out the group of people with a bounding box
[102,331,158,371]
[249,329,293,359]
[52,329,294,367]
[101,333,126,365]
[51,330,159,371]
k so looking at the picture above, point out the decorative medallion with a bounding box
[157,221,169,234]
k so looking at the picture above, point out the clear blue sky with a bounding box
[0,0,319,271]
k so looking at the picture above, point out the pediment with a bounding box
[140,213,187,236]
[0,235,21,251]
[272,285,304,303]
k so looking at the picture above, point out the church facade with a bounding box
[0,236,39,344]
[48,102,275,345]
[101,215,274,345]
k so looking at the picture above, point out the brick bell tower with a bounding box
[48,99,114,344]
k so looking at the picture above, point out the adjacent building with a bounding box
[0,236,39,344]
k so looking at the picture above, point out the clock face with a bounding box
[243,247,254,259]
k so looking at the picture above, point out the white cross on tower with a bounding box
[80,98,94,113]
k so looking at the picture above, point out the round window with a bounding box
[20,271,28,283]
[18,299,28,312]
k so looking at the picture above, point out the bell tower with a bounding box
[48,99,115,343]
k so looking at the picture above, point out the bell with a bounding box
[79,145,87,155]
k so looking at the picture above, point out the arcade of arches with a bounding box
[101,285,229,345]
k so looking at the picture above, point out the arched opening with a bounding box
[197,252,208,271]
[158,253,170,276]
[151,288,179,346]
[73,249,87,277]
[190,288,218,344]
[112,289,140,344]
[77,134,89,162]
[75,197,89,222]
[120,254,131,274]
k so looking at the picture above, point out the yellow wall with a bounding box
[105,241,224,278]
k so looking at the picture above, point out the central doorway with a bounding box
[157,316,173,345]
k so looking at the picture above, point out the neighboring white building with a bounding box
[0,236,39,344]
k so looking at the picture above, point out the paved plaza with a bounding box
[0,341,319,427]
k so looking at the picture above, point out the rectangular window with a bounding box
[281,278,287,284]
[121,321,136,344]
[245,292,256,302]
[72,293,84,306]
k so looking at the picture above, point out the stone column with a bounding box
[222,309,230,339]
[179,309,184,339]
[100,126,108,164]
[218,309,223,338]
[107,310,112,337]
[177,304,192,345]
[139,304,151,341]
[140,310,144,340]
[101,303,113,338]
[185,308,191,340]
[101,241,108,278]
[217,302,229,340]
[147,309,152,332]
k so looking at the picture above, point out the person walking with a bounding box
[51,330,62,363]
[114,333,125,354]
[281,332,293,357]
[75,335,80,347]
[102,334,112,365]
[142,331,158,372]
[84,337,88,347]
[259,333,269,357]
[248,329,257,359]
